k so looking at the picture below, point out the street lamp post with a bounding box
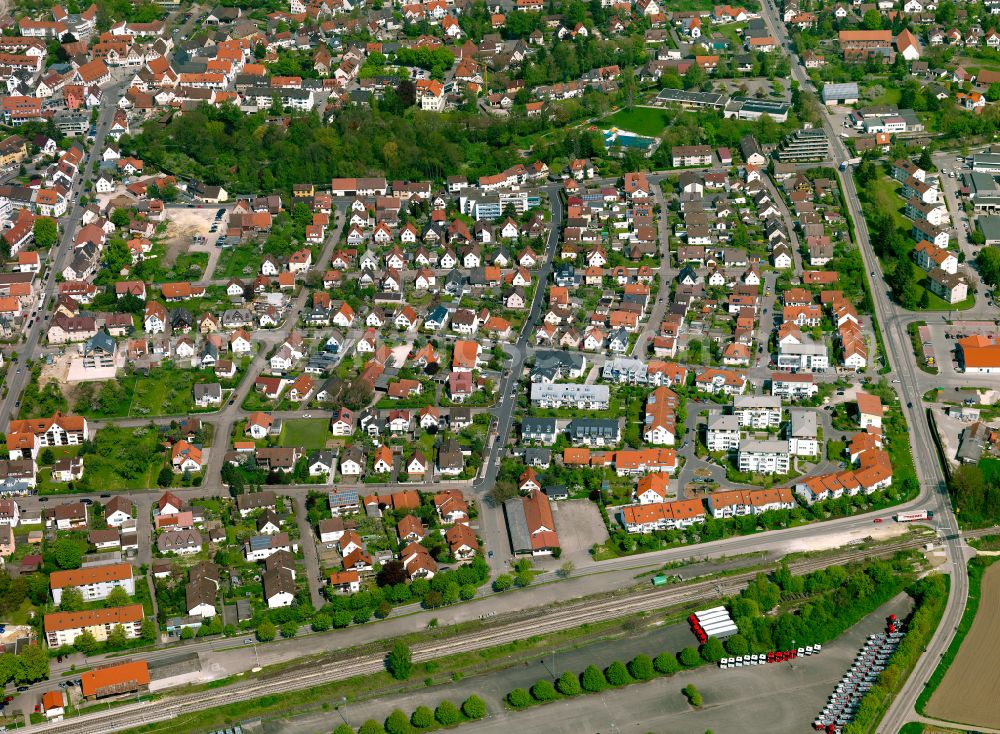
[335,696,349,726]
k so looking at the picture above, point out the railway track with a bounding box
[37,534,950,734]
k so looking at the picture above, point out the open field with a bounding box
[603,107,671,137]
[278,418,332,450]
[925,561,1000,727]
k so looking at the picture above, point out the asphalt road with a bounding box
[0,74,132,428]
[756,1,973,729]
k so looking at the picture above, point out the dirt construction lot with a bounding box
[926,562,1000,728]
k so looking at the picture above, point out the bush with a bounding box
[333,725,353,734]
[628,654,655,681]
[724,634,749,656]
[462,694,487,720]
[679,646,701,667]
[654,652,680,675]
[507,687,532,708]
[580,664,607,692]
[492,573,514,592]
[385,709,411,734]
[700,637,725,663]
[410,705,434,729]
[531,679,558,701]
[556,670,582,696]
[359,720,387,734]
[280,620,298,638]
[311,613,331,632]
[604,661,631,687]
[435,700,461,726]
[256,620,276,642]
[683,684,703,707]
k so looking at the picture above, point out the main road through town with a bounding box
[756,2,971,730]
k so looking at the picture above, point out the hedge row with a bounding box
[506,644,714,709]
[331,694,487,734]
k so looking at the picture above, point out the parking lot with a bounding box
[921,320,1000,378]
[550,499,609,568]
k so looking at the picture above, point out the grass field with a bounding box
[216,245,262,279]
[978,457,1000,485]
[80,426,165,491]
[278,418,331,450]
[925,560,1000,727]
[603,107,671,137]
[866,86,902,107]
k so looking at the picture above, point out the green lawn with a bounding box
[978,457,1000,485]
[868,172,910,233]
[278,418,331,450]
[603,107,671,137]
[866,86,901,107]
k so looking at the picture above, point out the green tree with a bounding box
[157,465,174,487]
[862,8,882,28]
[311,613,331,632]
[977,247,1000,288]
[101,238,131,276]
[16,644,49,683]
[384,708,411,734]
[0,654,17,687]
[604,660,631,687]
[435,700,461,726]
[106,624,128,649]
[492,573,513,592]
[462,694,487,719]
[358,720,386,734]
[180,627,194,640]
[73,629,98,655]
[627,654,655,681]
[386,641,412,680]
[654,651,680,674]
[332,726,353,734]
[459,583,477,601]
[280,620,298,638]
[700,637,726,663]
[679,646,701,667]
[724,634,749,656]
[256,620,276,642]
[580,664,607,692]
[531,679,558,701]
[53,538,84,570]
[39,448,55,465]
[110,208,131,228]
[557,670,582,695]
[33,217,58,248]
[140,618,158,642]
[507,688,532,708]
[59,587,84,612]
[105,586,131,608]
[410,705,434,728]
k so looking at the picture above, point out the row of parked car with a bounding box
[813,616,904,733]
[717,645,822,668]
